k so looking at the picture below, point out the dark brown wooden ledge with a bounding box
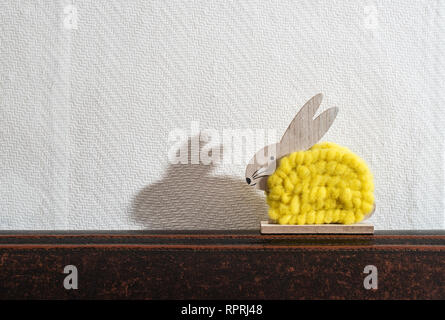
[0,230,444,299]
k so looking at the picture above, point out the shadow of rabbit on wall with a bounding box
[131,134,267,230]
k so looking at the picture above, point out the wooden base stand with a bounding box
[260,221,374,234]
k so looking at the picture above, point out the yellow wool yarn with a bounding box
[266,142,374,225]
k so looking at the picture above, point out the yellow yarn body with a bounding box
[267,142,374,225]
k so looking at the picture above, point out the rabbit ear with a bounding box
[278,93,338,158]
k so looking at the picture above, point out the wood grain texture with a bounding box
[0,231,443,299]
[278,93,338,158]
[245,93,338,192]
[261,221,374,234]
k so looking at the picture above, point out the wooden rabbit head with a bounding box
[245,93,338,191]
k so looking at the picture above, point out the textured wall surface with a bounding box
[0,0,444,230]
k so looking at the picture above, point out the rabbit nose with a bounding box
[246,178,251,185]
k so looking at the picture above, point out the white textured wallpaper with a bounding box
[0,0,444,230]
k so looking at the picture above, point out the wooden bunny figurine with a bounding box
[245,94,374,225]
